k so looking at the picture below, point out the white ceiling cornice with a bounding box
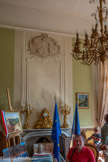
[0,0,99,35]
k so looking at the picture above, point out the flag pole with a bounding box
[55,97,65,160]
[60,128,66,160]
[70,102,81,148]
[51,97,66,161]
[54,95,56,102]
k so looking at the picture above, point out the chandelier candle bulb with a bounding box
[27,103,29,111]
[76,30,78,34]
[83,48,86,52]
[104,24,107,34]
[31,102,35,110]
[76,32,79,38]
[21,100,24,107]
[104,22,107,26]
[92,24,94,29]
[96,20,99,25]
[95,23,98,30]
[84,30,87,34]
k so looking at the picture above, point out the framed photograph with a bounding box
[76,92,89,109]
[4,111,22,135]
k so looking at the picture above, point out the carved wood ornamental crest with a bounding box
[28,34,61,58]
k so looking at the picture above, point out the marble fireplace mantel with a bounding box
[20,128,71,157]
[21,128,71,138]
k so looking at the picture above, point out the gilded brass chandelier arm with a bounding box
[91,9,98,21]
[81,51,94,65]
[102,7,108,21]
[91,1,108,22]
[81,59,93,65]
[72,52,83,60]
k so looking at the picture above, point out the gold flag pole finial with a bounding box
[54,95,56,102]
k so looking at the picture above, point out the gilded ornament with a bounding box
[33,108,53,129]
[61,104,71,128]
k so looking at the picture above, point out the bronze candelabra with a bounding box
[21,101,35,129]
[61,104,71,128]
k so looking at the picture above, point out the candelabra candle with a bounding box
[21,100,35,129]
[21,100,25,110]
[61,104,71,128]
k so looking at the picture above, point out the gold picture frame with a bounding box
[4,111,22,134]
[76,92,89,109]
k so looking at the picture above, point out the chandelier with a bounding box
[73,0,108,65]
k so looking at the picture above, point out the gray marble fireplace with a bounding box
[20,128,71,157]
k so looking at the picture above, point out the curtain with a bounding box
[97,61,108,126]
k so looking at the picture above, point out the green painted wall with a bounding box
[0,29,93,126]
[0,28,15,110]
[72,38,93,126]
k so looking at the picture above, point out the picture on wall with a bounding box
[4,111,22,134]
[76,92,89,109]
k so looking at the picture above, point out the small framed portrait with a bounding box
[4,111,22,134]
[76,92,89,109]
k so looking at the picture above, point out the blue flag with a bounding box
[51,101,61,162]
[71,103,80,136]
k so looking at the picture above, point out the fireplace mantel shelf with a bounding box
[22,128,71,137]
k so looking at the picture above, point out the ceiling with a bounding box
[0,0,102,35]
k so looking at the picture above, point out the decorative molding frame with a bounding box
[27,34,60,58]
[25,33,63,107]
[14,30,73,127]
